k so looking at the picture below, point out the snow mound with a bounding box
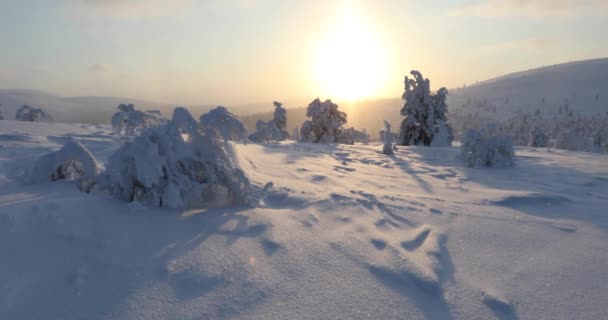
[28,139,99,184]
[97,108,254,208]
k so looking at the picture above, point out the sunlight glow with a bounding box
[313,6,389,101]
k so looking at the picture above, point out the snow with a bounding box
[1,119,608,319]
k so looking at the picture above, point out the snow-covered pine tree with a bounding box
[529,126,547,147]
[398,71,453,147]
[272,101,289,141]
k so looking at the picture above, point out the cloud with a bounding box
[88,63,111,73]
[479,38,559,52]
[451,0,608,18]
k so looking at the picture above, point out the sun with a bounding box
[313,7,389,101]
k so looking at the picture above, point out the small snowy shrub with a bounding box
[97,107,253,209]
[301,98,347,143]
[200,106,248,143]
[382,121,395,155]
[460,126,515,168]
[29,139,99,185]
[111,103,164,136]
[249,101,289,143]
[16,105,53,122]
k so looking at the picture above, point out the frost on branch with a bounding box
[200,106,249,143]
[460,125,515,168]
[111,104,164,136]
[29,139,99,185]
[16,105,53,122]
[97,107,254,209]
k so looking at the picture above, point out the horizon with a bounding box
[1,0,607,105]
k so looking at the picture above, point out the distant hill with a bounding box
[448,58,608,119]
[0,89,175,124]
[2,58,606,129]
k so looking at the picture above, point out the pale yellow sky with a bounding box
[1,0,607,104]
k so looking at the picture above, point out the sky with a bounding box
[0,0,607,105]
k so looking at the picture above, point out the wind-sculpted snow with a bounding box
[1,120,608,320]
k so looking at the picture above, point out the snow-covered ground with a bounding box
[1,120,607,320]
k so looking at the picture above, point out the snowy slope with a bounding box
[449,58,608,118]
[1,120,608,319]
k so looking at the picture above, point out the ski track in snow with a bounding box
[1,120,608,320]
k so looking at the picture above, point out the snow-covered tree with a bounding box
[96,107,254,209]
[382,121,394,155]
[528,126,547,147]
[292,127,300,141]
[460,125,515,168]
[28,139,99,187]
[301,98,347,143]
[15,105,53,122]
[398,71,453,147]
[300,120,314,142]
[111,103,164,136]
[272,101,289,140]
[200,106,248,143]
[249,101,290,143]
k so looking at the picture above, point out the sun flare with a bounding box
[313,7,389,101]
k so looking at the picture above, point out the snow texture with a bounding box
[1,119,608,320]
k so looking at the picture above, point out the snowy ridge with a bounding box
[1,120,607,319]
[450,58,608,118]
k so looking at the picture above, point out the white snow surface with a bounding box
[1,119,608,320]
